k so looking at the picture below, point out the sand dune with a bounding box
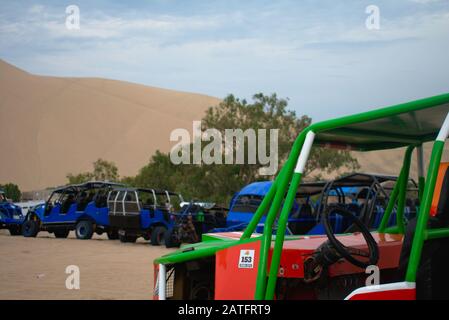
[0,59,220,191]
[1,59,447,192]
[352,143,449,182]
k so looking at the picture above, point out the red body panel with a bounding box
[269,232,403,278]
[215,240,261,300]
[214,232,403,299]
[346,282,416,300]
[348,288,416,300]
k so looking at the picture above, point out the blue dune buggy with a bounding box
[22,181,123,239]
[107,188,184,245]
[0,189,24,235]
[199,173,419,243]
[163,182,325,248]
[222,180,326,235]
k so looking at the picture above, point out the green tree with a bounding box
[134,93,359,205]
[1,183,22,202]
[66,172,94,184]
[92,159,119,181]
[66,158,119,184]
[204,93,359,179]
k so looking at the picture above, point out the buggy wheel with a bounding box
[75,220,94,240]
[107,229,119,240]
[8,225,22,236]
[22,220,39,237]
[190,281,214,300]
[151,226,167,246]
[54,229,70,238]
[164,228,180,248]
[119,233,137,243]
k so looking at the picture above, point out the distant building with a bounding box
[21,189,53,201]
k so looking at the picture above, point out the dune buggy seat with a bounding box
[399,162,449,299]
[289,203,317,235]
[76,192,90,211]
[60,194,75,213]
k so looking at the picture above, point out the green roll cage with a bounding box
[156,93,449,300]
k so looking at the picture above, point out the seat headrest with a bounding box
[430,162,449,218]
[300,203,312,215]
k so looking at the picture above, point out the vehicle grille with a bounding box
[154,265,174,299]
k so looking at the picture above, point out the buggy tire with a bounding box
[107,229,119,240]
[8,225,22,236]
[75,220,94,240]
[54,229,70,238]
[164,228,180,248]
[151,226,167,246]
[22,220,39,237]
[119,233,137,243]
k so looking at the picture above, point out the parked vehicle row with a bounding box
[2,171,420,249]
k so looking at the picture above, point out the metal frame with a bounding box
[250,95,449,299]
[155,93,449,300]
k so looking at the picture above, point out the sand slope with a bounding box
[0,59,220,191]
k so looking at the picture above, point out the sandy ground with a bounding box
[0,229,174,299]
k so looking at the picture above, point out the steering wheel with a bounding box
[322,206,379,269]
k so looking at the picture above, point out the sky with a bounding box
[1,0,449,121]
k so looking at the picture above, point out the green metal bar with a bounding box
[254,130,309,300]
[265,172,303,299]
[396,146,415,234]
[243,128,311,241]
[308,94,449,136]
[417,145,425,201]
[425,228,449,240]
[155,237,261,265]
[378,166,403,232]
[241,177,278,240]
[406,140,444,282]
[418,176,425,202]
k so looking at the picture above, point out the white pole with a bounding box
[294,131,316,174]
[436,112,449,142]
[417,145,424,179]
[158,264,166,300]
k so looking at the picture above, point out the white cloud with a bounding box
[1,1,449,121]
[28,4,45,14]
[0,6,237,40]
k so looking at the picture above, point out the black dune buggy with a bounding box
[164,201,228,248]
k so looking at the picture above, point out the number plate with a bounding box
[238,249,255,269]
